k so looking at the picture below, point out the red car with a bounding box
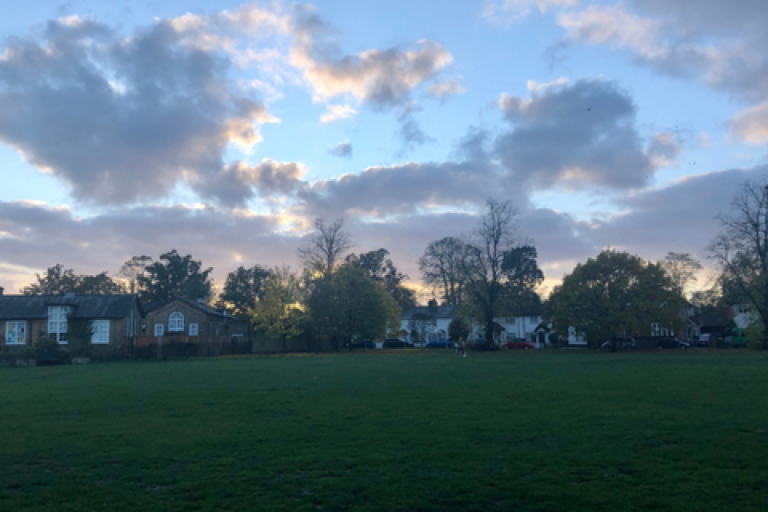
[503,341,535,350]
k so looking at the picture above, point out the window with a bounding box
[168,312,184,332]
[5,321,27,345]
[91,320,110,344]
[154,323,164,336]
[189,323,199,336]
[48,306,70,343]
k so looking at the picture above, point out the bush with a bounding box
[34,334,59,356]
[383,340,406,349]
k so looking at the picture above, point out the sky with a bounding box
[1,0,767,299]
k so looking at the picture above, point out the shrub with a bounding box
[34,334,59,356]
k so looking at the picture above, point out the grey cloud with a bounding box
[195,161,306,207]
[328,141,352,158]
[0,17,272,205]
[494,79,656,190]
[561,1,768,103]
[396,104,434,156]
[585,167,763,261]
[290,9,453,108]
[0,201,299,290]
[297,159,516,219]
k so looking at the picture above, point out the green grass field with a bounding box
[2,350,768,511]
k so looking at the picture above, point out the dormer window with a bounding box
[168,312,184,332]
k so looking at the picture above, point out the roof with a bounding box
[150,297,247,322]
[400,306,455,320]
[0,294,140,320]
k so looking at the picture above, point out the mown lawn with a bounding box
[1,350,768,511]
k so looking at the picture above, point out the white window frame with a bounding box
[154,323,164,337]
[168,312,184,332]
[189,323,199,336]
[5,321,27,345]
[91,320,110,344]
[48,306,70,344]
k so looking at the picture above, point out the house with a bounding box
[0,288,142,358]
[398,303,545,346]
[728,303,759,329]
[143,297,249,341]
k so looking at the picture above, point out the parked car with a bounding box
[696,334,712,347]
[503,340,535,350]
[426,340,450,348]
[656,338,689,349]
[601,337,636,351]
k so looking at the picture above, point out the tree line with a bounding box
[17,177,768,348]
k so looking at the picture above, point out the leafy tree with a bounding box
[448,317,470,342]
[117,256,153,294]
[298,218,352,279]
[330,265,401,346]
[708,180,768,342]
[22,264,124,295]
[219,265,272,318]
[459,198,521,346]
[660,252,702,297]
[547,249,684,347]
[419,237,469,306]
[346,249,416,310]
[251,269,304,353]
[501,245,544,310]
[138,250,214,303]
[304,264,401,350]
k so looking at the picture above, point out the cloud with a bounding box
[558,1,768,103]
[194,160,307,207]
[647,133,682,167]
[427,78,465,99]
[731,100,768,145]
[494,79,663,190]
[584,167,763,261]
[328,141,352,158]
[483,0,578,26]
[320,104,356,123]
[297,159,513,219]
[396,104,434,156]
[0,16,276,205]
[289,7,454,108]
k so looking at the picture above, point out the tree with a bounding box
[448,317,470,342]
[21,264,124,295]
[138,250,214,303]
[708,179,768,343]
[419,237,469,306]
[346,249,416,310]
[297,218,352,278]
[660,252,702,297]
[547,249,684,347]
[117,256,153,294]
[251,269,304,353]
[219,265,272,318]
[459,199,521,346]
[333,265,401,346]
[501,245,544,309]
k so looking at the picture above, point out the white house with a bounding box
[730,303,759,329]
[399,304,545,347]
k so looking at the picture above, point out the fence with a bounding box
[124,335,252,360]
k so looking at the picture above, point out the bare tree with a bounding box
[418,237,469,306]
[460,198,520,346]
[707,179,768,338]
[297,218,352,278]
[660,252,702,297]
[117,255,153,294]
